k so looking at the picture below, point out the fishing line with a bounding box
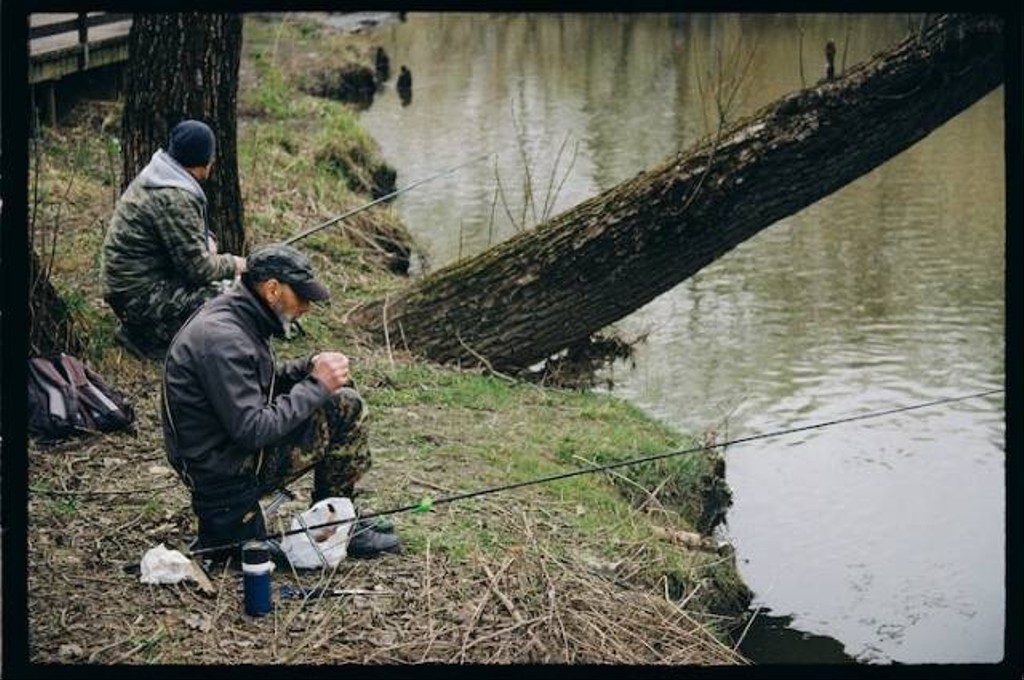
[189,386,1003,557]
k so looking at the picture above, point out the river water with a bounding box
[354,13,1006,664]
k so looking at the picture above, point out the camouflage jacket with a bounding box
[101,149,237,297]
[161,282,326,499]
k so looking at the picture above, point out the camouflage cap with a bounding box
[245,244,330,302]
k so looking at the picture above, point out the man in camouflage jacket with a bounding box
[101,120,246,359]
[161,244,402,564]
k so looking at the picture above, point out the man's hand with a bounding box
[233,255,247,278]
[310,352,350,393]
[207,234,219,255]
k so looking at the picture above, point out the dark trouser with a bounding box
[191,387,371,557]
[106,280,221,351]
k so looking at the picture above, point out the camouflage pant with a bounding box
[106,279,223,349]
[255,386,371,502]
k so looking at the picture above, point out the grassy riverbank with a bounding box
[25,14,752,665]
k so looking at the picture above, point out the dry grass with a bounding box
[25,299,753,667]
[28,402,748,666]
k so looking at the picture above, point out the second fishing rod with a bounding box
[282,151,493,247]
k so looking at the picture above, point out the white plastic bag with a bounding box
[140,543,200,585]
[281,497,356,569]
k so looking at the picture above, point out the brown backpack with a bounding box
[27,353,136,443]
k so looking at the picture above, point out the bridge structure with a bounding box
[29,13,132,126]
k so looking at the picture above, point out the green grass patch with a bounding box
[362,362,720,581]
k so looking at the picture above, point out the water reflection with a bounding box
[357,13,1005,664]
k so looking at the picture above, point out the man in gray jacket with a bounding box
[161,243,401,563]
[101,119,246,360]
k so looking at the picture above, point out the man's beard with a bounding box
[271,299,297,338]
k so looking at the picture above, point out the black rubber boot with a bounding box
[347,525,402,558]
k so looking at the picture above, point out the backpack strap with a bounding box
[60,353,126,427]
[29,356,81,428]
[58,353,101,430]
[81,363,127,414]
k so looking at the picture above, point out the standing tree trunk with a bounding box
[349,13,1004,372]
[28,250,86,358]
[120,13,246,254]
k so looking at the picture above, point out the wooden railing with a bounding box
[29,12,133,83]
[29,12,131,41]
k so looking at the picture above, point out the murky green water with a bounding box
[356,13,1005,664]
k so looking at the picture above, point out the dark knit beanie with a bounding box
[168,120,216,167]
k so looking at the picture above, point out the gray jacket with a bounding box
[161,283,329,499]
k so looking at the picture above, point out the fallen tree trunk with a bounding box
[349,14,1004,372]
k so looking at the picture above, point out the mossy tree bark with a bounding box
[120,13,246,255]
[349,14,1004,372]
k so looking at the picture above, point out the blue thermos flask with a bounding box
[242,540,274,616]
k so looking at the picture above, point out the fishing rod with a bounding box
[283,152,494,246]
[189,387,1004,557]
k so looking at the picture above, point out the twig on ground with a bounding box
[420,538,435,662]
[462,615,548,653]
[733,603,763,652]
[406,475,453,494]
[455,332,516,383]
[381,294,394,367]
[482,562,525,625]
